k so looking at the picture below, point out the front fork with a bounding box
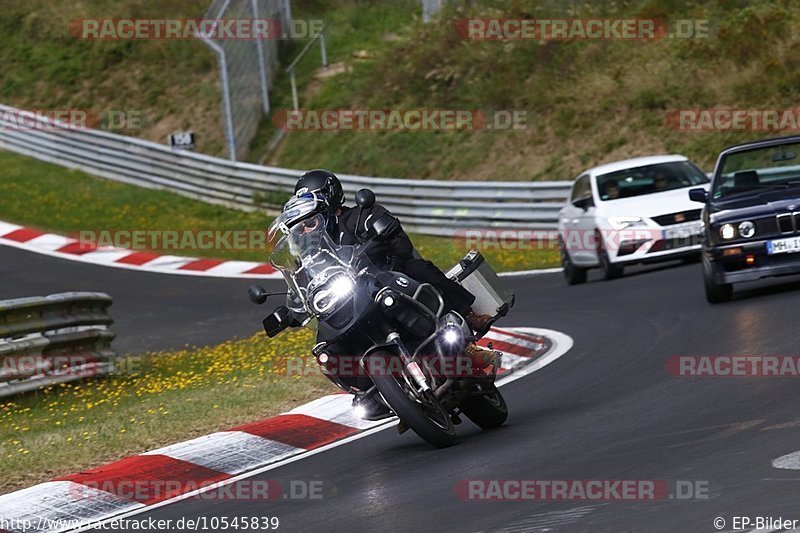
[361,331,431,393]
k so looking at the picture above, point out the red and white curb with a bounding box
[0,220,566,280]
[0,326,572,533]
[0,221,280,279]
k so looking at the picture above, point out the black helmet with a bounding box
[294,169,345,211]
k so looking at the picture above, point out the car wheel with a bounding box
[703,256,732,303]
[559,236,587,285]
[595,230,624,280]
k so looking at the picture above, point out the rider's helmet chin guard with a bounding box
[268,190,327,242]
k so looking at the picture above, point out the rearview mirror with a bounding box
[572,195,593,210]
[688,188,708,203]
[772,150,797,162]
[248,285,269,305]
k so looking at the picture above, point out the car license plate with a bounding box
[767,236,800,254]
[663,221,702,241]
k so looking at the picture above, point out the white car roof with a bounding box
[586,155,688,178]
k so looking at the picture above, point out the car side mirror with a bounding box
[572,195,593,210]
[689,188,708,203]
[355,188,376,209]
[248,285,270,305]
[263,306,292,337]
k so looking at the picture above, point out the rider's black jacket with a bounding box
[331,203,413,269]
[286,203,475,319]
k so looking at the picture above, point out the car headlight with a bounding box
[719,224,736,240]
[312,274,355,314]
[607,217,647,231]
[738,221,755,238]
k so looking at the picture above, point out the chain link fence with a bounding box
[200,0,292,161]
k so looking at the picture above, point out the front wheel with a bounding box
[461,384,508,429]
[703,257,732,303]
[596,230,624,280]
[559,236,587,285]
[366,352,456,448]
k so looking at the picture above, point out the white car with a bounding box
[557,155,710,284]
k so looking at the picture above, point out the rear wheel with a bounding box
[559,236,587,285]
[703,257,732,303]
[461,384,508,429]
[596,230,624,280]
[366,352,456,448]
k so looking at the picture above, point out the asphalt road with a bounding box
[5,244,800,531]
[0,245,285,354]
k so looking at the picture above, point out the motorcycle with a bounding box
[249,190,514,448]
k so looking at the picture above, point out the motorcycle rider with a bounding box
[290,169,497,344]
[274,170,500,417]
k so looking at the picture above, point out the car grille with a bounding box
[652,209,702,226]
[648,236,700,253]
[746,213,800,239]
[754,216,780,236]
[775,212,800,234]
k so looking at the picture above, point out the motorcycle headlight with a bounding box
[607,217,646,231]
[312,274,355,314]
[719,224,736,240]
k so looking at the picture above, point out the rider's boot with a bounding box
[465,311,495,338]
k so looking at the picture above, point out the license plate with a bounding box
[767,236,800,254]
[663,221,702,241]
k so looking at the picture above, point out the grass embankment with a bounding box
[271,0,800,180]
[0,0,224,154]
[0,330,328,494]
[0,150,559,270]
[8,0,800,180]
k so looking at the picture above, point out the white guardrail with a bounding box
[0,105,571,236]
[0,292,116,398]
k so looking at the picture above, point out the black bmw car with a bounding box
[690,135,800,303]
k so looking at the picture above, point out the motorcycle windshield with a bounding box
[269,214,360,316]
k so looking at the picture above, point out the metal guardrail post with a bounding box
[199,37,238,161]
[252,0,271,114]
[290,68,299,111]
[319,32,328,68]
[285,26,327,111]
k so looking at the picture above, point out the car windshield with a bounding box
[595,161,709,201]
[712,141,800,199]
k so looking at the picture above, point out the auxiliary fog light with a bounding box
[353,404,367,420]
